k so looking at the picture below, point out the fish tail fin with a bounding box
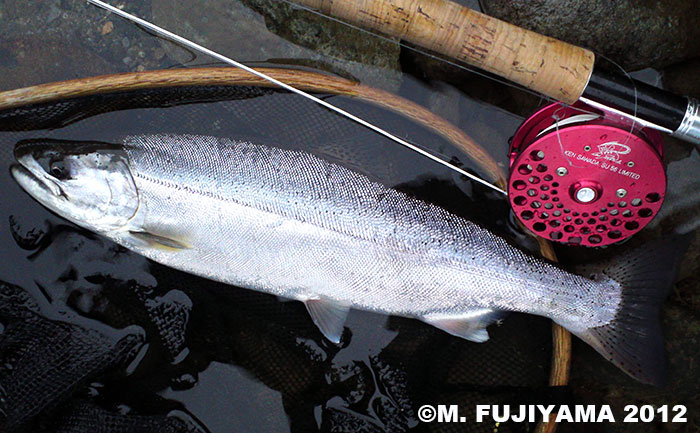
[571,235,690,386]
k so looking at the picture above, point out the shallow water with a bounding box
[0,1,699,433]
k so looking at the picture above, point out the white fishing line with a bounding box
[85,0,507,195]
[582,53,643,148]
[281,2,674,157]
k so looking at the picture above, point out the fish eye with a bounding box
[49,160,69,180]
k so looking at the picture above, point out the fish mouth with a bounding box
[12,139,75,199]
[10,162,69,222]
[12,138,141,231]
[11,161,62,199]
[11,162,79,230]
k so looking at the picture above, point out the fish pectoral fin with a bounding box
[303,297,351,344]
[424,309,507,343]
[127,230,190,251]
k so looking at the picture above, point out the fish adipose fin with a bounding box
[571,235,691,386]
[303,297,351,344]
[424,309,507,343]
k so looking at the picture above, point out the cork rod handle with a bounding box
[296,0,594,104]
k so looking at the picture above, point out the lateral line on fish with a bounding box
[84,0,507,196]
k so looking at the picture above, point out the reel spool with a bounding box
[508,102,666,247]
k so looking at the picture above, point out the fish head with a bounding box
[11,139,139,231]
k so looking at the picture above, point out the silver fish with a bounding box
[11,134,684,385]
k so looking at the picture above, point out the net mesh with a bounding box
[0,84,559,433]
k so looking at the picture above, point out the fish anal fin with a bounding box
[303,296,350,344]
[128,230,190,251]
[424,309,507,343]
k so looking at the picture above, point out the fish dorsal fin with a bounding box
[303,297,351,344]
[127,230,190,251]
[424,309,507,343]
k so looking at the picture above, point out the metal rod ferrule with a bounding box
[673,98,700,145]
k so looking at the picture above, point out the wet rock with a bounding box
[243,0,399,71]
[0,0,172,90]
[0,38,114,91]
[481,0,700,71]
[151,0,402,90]
[101,21,114,36]
[663,58,700,99]
[648,147,700,238]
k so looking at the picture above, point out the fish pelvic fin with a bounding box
[424,309,507,343]
[127,230,191,251]
[303,296,351,344]
[569,234,691,386]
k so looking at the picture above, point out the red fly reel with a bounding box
[508,102,666,247]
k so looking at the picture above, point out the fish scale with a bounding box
[119,135,612,321]
[11,133,686,385]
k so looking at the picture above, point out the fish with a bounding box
[11,134,686,386]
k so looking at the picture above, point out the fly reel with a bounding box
[508,102,666,247]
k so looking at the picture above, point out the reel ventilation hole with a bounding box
[508,102,666,247]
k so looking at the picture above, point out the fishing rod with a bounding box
[84,0,683,248]
[289,0,700,146]
[286,0,700,247]
[83,0,506,196]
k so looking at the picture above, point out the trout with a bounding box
[11,134,685,385]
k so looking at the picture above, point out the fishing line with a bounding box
[84,0,507,195]
[281,0,554,102]
[591,52,641,147]
[549,53,643,171]
[282,0,635,123]
[280,2,652,160]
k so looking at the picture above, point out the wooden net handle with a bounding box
[297,0,594,104]
[0,67,505,183]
